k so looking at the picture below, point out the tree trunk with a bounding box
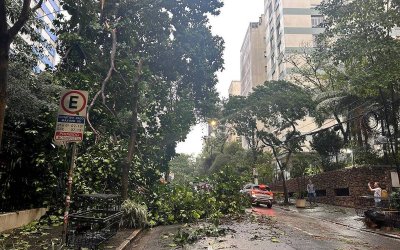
[379,87,400,176]
[381,119,389,164]
[121,60,142,201]
[0,39,10,151]
[0,0,44,150]
[251,147,258,166]
[281,170,289,203]
[390,84,399,157]
[333,112,348,143]
[163,142,176,183]
[271,146,290,204]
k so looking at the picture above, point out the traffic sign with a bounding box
[58,90,88,116]
[54,89,89,143]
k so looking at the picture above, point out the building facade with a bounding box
[227,81,242,143]
[264,0,323,81]
[228,80,241,97]
[34,0,61,70]
[240,15,267,96]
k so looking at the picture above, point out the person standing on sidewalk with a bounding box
[307,179,316,206]
[368,181,382,207]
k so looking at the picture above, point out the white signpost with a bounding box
[54,89,88,143]
[54,89,89,246]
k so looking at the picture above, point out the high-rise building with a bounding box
[34,0,61,70]
[228,80,241,97]
[226,81,242,143]
[232,0,327,150]
[264,0,323,81]
[240,15,267,96]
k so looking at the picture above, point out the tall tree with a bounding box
[318,0,400,171]
[223,95,262,165]
[251,81,314,204]
[311,130,344,171]
[0,0,44,149]
[57,0,224,200]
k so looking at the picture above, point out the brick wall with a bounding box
[270,165,395,207]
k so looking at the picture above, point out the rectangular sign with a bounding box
[55,131,83,141]
[54,89,89,144]
[391,172,400,188]
[57,115,85,124]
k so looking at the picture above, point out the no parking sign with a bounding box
[54,89,89,143]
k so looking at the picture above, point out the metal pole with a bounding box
[62,142,77,246]
[253,168,258,185]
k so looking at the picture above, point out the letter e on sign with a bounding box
[58,90,89,116]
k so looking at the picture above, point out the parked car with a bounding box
[241,183,274,208]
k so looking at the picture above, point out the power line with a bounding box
[297,97,370,131]
[287,104,386,143]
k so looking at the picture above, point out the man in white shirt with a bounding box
[307,179,316,206]
[368,182,382,207]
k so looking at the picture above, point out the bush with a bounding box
[322,161,345,172]
[121,199,149,228]
[390,191,400,210]
[147,166,250,226]
[208,166,250,215]
[147,184,207,225]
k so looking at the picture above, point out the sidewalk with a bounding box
[280,202,400,239]
[101,228,142,250]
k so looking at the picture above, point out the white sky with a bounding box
[175,0,264,156]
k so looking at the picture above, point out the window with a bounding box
[316,189,327,197]
[334,188,349,196]
[255,185,271,191]
[311,15,324,28]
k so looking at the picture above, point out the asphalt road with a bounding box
[129,205,400,249]
[266,206,400,250]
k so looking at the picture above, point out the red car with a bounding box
[241,183,274,208]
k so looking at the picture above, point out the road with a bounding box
[130,205,400,249]
[262,206,400,250]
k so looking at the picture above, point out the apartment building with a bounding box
[226,81,242,143]
[240,15,267,96]
[262,0,328,142]
[228,80,241,97]
[264,0,323,81]
[34,0,61,70]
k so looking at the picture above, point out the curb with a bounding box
[278,206,400,241]
[116,229,142,250]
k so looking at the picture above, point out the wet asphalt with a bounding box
[129,204,400,250]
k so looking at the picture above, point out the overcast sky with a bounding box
[175,0,264,156]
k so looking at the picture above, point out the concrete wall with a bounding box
[270,166,394,207]
[0,208,48,232]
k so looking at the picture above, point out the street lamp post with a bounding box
[344,149,354,167]
[253,168,258,185]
